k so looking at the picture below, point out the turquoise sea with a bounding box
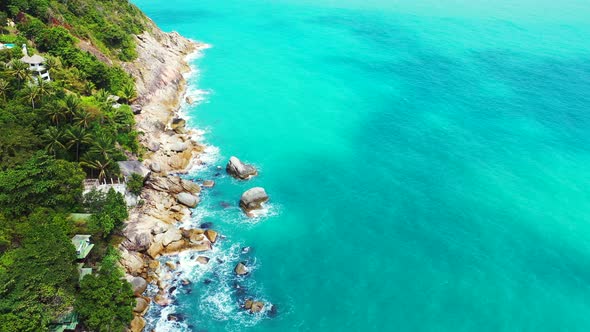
[133,0,590,330]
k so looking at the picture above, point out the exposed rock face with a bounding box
[204,229,218,243]
[154,292,170,306]
[177,192,199,208]
[161,228,182,246]
[251,301,265,313]
[120,250,145,275]
[150,162,161,173]
[181,180,201,194]
[196,256,210,264]
[168,142,188,152]
[226,156,258,180]
[130,277,148,296]
[244,300,264,313]
[147,176,200,195]
[118,160,151,180]
[234,262,249,276]
[147,241,164,259]
[240,187,269,214]
[130,316,146,332]
[171,118,187,134]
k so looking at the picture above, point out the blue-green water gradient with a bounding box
[134,0,590,330]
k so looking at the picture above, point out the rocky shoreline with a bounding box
[119,20,214,331]
[119,18,273,331]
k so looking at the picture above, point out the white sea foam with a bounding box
[146,40,279,331]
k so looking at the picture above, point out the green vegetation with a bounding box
[0,1,149,331]
[127,172,145,196]
[75,249,134,332]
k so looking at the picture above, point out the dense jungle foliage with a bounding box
[0,1,148,330]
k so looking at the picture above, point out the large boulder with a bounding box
[239,187,269,214]
[168,142,188,152]
[147,175,184,194]
[147,241,164,259]
[181,179,201,194]
[251,301,265,313]
[177,192,199,208]
[202,180,215,188]
[120,250,144,275]
[164,239,191,253]
[171,118,187,134]
[204,229,218,243]
[226,156,258,180]
[234,262,249,276]
[130,277,148,295]
[133,297,149,314]
[130,316,146,332]
[150,162,162,173]
[161,228,182,246]
[196,256,210,264]
[118,161,150,180]
[122,231,152,252]
[192,242,212,252]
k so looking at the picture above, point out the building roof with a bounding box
[49,312,78,332]
[71,235,94,260]
[78,267,92,281]
[20,54,46,64]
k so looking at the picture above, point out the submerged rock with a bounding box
[234,262,249,276]
[200,222,213,229]
[202,179,215,188]
[239,187,269,215]
[268,305,278,317]
[226,156,258,180]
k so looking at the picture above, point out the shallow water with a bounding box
[134,0,590,330]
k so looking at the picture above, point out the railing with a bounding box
[84,177,126,187]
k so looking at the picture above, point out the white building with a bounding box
[20,44,50,82]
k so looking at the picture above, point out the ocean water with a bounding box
[133,0,590,331]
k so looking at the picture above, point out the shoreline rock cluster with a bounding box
[119,23,214,331]
[120,20,273,330]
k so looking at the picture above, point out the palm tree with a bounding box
[74,109,94,129]
[118,83,136,104]
[66,126,92,161]
[44,55,61,72]
[23,84,40,109]
[36,79,53,104]
[80,157,112,181]
[7,60,30,84]
[42,126,66,157]
[60,94,81,122]
[0,79,10,103]
[45,106,67,126]
[83,81,95,96]
[89,133,116,160]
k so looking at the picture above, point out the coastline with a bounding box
[118,21,215,331]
